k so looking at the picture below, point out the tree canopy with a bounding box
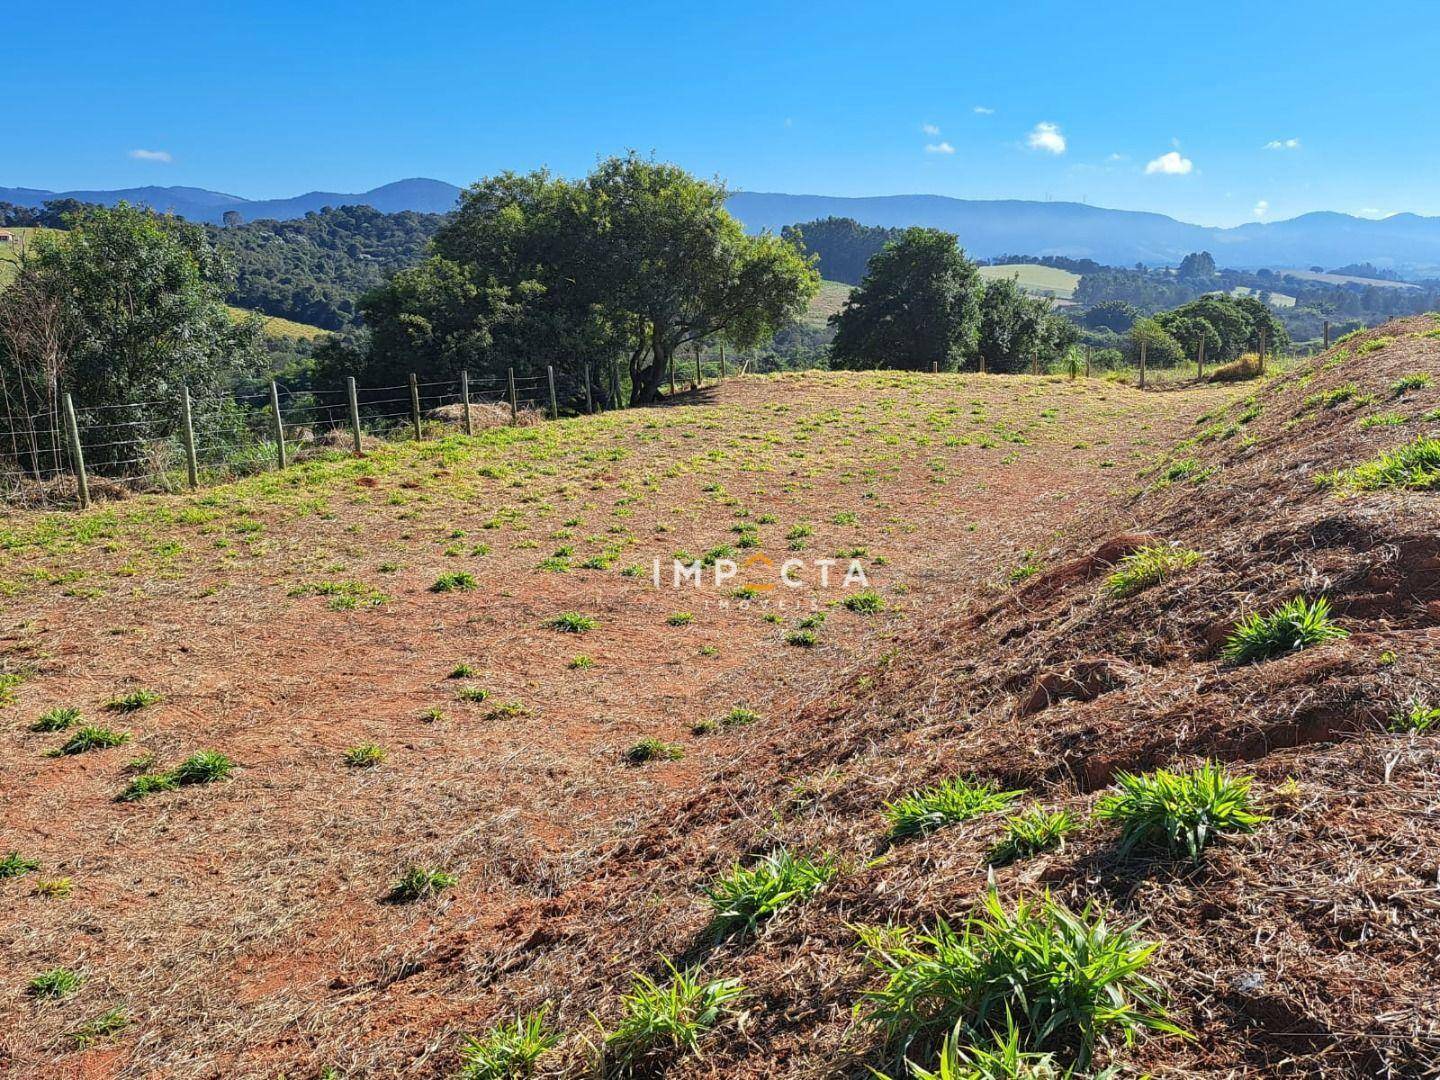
[828,228,982,371]
[347,154,819,404]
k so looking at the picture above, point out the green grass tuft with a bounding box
[843,589,886,614]
[1221,595,1348,665]
[343,743,387,768]
[105,689,160,712]
[547,611,598,633]
[1390,698,1440,733]
[857,890,1182,1068]
[55,726,130,755]
[988,807,1081,866]
[1094,763,1267,860]
[388,865,457,903]
[430,571,479,592]
[1104,545,1201,598]
[31,707,81,732]
[886,778,1024,840]
[29,967,84,999]
[0,851,41,878]
[625,737,684,764]
[457,1009,559,1079]
[704,849,839,940]
[1323,436,1440,491]
[598,962,745,1077]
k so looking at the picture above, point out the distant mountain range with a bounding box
[7,179,1440,276]
[0,179,463,224]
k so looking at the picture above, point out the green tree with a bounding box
[0,204,261,469]
[828,228,981,371]
[976,276,1068,373]
[354,155,818,406]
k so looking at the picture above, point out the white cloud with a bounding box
[973,105,994,115]
[1358,207,1392,219]
[1026,122,1066,154]
[1263,138,1301,151]
[1144,151,1193,175]
[925,141,956,155]
[1253,200,1270,218]
[129,148,173,163]
[921,122,941,136]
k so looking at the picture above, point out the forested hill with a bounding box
[208,205,446,329]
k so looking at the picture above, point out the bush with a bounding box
[457,1009,559,1079]
[704,849,838,940]
[598,963,745,1077]
[858,890,1182,1068]
[1221,595,1348,665]
[1390,698,1440,734]
[886,778,1024,840]
[1104,545,1200,598]
[1094,763,1267,860]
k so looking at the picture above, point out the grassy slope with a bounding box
[0,369,1252,1075]
[798,278,852,329]
[977,262,1080,298]
[225,305,330,341]
[1279,267,1419,289]
[0,227,56,286]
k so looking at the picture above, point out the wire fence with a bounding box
[0,362,620,511]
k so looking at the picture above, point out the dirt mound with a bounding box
[412,321,1440,1077]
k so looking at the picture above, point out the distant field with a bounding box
[1229,285,1296,308]
[1278,268,1417,289]
[977,262,1080,299]
[798,279,852,329]
[226,306,330,341]
[0,227,55,285]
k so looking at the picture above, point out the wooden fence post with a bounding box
[1138,342,1147,390]
[583,363,593,414]
[460,370,473,435]
[1196,337,1206,381]
[931,361,939,374]
[694,345,702,388]
[179,385,198,489]
[507,368,518,424]
[1323,320,1331,348]
[1259,329,1268,375]
[1031,350,1039,376]
[269,380,287,470]
[613,361,623,408]
[719,342,726,380]
[347,376,362,453]
[62,392,89,510]
[978,351,987,375]
[1084,346,1091,379]
[668,353,676,396]
[408,373,422,440]
[547,365,559,420]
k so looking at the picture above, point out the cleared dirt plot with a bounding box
[2,339,1438,1076]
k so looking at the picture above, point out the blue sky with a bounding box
[7,0,1437,226]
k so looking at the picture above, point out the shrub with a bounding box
[55,726,130,755]
[29,967,83,999]
[568,654,595,670]
[457,1009,559,1079]
[388,865,457,903]
[1221,595,1348,664]
[431,571,478,592]
[1390,698,1440,733]
[598,963,745,1076]
[989,808,1080,866]
[343,744,387,768]
[106,689,160,712]
[0,851,40,878]
[858,890,1181,1068]
[1104,545,1201,598]
[704,849,839,940]
[625,738,684,764]
[1094,763,1267,860]
[844,589,887,614]
[31,707,81,732]
[1325,436,1440,491]
[548,612,598,633]
[886,778,1024,840]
